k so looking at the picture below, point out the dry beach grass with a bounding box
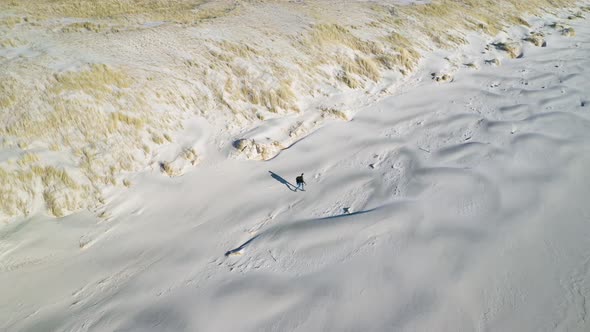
[0,0,586,221]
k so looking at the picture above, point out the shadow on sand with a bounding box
[269,171,297,192]
[224,207,383,256]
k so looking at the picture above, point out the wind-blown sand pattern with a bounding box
[2,0,590,331]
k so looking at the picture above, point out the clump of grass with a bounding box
[0,163,92,220]
[303,23,389,86]
[307,24,381,54]
[567,11,585,19]
[49,143,61,151]
[43,188,84,218]
[152,134,165,144]
[261,84,296,113]
[350,56,381,81]
[0,38,22,48]
[182,147,198,165]
[485,58,501,66]
[61,21,108,33]
[493,42,522,58]
[17,153,40,167]
[110,112,144,129]
[547,22,576,37]
[395,0,573,50]
[1,0,238,23]
[0,76,21,109]
[32,165,80,190]
[524,32,546,47]
[0,16,23,28]
[52,64,132,97]
[508,16,531,28]
[204,43,300,115]
[159,161,179,177]
[320,107,349,121]
[223,72,297,114]
[381,32,420,72]
[233,139,283,161]
[0,167,33,219]
[0,62,182,221]
[561,27,576,37]
[433,73,453,83]
[219,41,259,59]
[338,70,362,89]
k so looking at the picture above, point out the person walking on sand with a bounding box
[295,173,306,191]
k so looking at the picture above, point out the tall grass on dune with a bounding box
[0,0,585,221]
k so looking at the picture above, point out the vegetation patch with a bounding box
[0,0,239,23]
[493,42,523,58]
[524,32,547,47]
[0,0,584,221]
[61,21,110,33]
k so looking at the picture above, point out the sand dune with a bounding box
[1,0,589,222]
[1,2,590,332]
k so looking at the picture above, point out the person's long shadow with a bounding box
[269,171,297,192]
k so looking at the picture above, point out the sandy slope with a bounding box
[2,11,590,332]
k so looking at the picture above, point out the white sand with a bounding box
[2,8,590,332]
